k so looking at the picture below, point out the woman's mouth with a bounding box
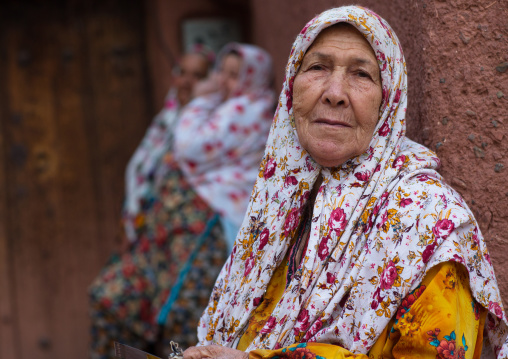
[314,118,351,127]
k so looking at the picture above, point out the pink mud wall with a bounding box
[147,0,508,306]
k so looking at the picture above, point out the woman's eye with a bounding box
[308,64,325,71]
[357,71,372,79]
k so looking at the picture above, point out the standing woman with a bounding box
[184,6,508,359]
[89,44,275,359]
[174,43,276,250]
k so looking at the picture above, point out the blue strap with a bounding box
[157,213,220,326]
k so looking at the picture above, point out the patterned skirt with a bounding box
[89,156,229,359]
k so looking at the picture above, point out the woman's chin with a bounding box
[304,141,356,168]
[309,151,350,168]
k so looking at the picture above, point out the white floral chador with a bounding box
[123,90,181,241]
[174,43,275,229]
[197,6,508,357]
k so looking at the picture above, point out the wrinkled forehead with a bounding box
[303,23,379,69]
[308,23,375,55]
[290,6,403,87]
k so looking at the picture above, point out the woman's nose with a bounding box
[321,73,349,107]
[180,72,193,86]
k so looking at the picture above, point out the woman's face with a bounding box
[293,24,383,168]
[218,53,242,99]
[174,53,210,106]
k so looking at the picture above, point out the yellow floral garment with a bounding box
[244,261,486,359]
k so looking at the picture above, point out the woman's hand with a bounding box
[193,73,221,98]
[183,345,249,359]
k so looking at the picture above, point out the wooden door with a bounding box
[0,1,152,358]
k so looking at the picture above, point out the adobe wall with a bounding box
[417,0,508,304]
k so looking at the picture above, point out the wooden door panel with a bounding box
[0,1,151,358]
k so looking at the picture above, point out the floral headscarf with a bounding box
[197,6,508,357]
[174,43,275,228]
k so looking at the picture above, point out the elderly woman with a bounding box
[89,43,275,359]
[184,6,507,359]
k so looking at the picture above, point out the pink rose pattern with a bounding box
[328,208,347,234]
[392,154,406,169]
[260,316,277,334]
[244,251,255,277]
[399,198,413,207]
[264,157,277,179]
[378,120,390,136]
[326,272,336,284]
[317,235,330,260]
[422,242,437,264]
[489,301,504,320]
[258,228,270,250]
[296,308,310,332]
[284,175,298,187]
[433,219,455,239]
[380,260,399,290]
[284,208,301,237]
[198,6,507,357]
[354,170,371,182]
